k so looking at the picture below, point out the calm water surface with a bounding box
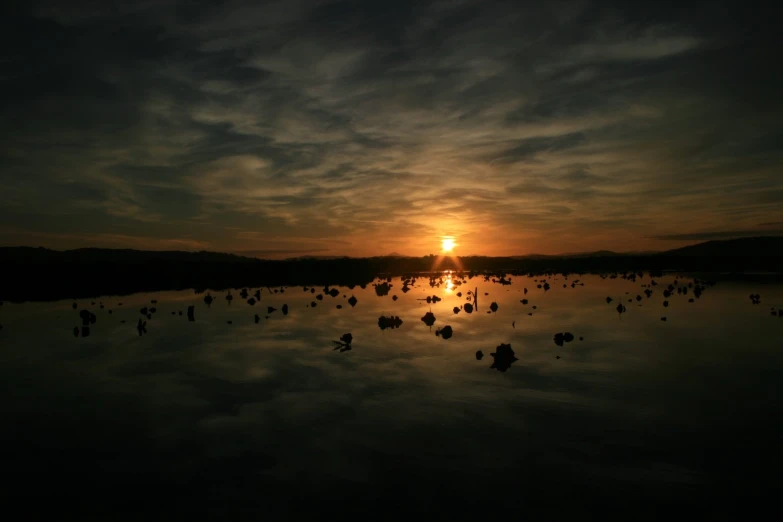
[2,273,782,519]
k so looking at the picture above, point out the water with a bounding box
[1,273,782,519]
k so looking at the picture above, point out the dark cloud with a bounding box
[650,230,783,242]
[1,0,781,255]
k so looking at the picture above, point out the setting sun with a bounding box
[441,237,455,253]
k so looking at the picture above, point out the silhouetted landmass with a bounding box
[1,237,782,302]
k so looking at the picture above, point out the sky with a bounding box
[1,0,781,258]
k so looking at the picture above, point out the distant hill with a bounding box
[385,252,411,258]
[1,237,781,302]
[660,236,783,257]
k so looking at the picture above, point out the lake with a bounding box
[1,272,781,519]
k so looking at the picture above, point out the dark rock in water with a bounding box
[554,333,565,347]
[464,303,473,314]
[392,295,398,301]
[543,282,550,291]
[100,304,104,309]
[247,298,256,306]
[453,306,460,314]
[374,282,392,297]
[254,314,260,324]
[606,297,613,303]
[187,306,195,322]
[151,300,158,304]
[563,332,574,342]
[340,333,353,345]
[689,298,695,303]
[72,302,78,309]
[348,296,358,307]
[82,326,90,337]
[663,290,671,298]
[140,307,148,316]
[147,314,152,320]
[661,316,667,321]
[336,304,342,309]
[226,320,233,325]
[528,312,533,316]
[484,292,489,296]
[579,337,584,341]
[311,288,316,294]
[282,304,289,315]
[311,302,317,308]
[204,294,214,307]
[136,319,146,336]
[490,343,518,372]
[663,301,669,307]
[521,299,528,305]
[636,295,642,302]
[421,312,436,327]
[644,289,653,298]
[73,327,79,337]
[149,307,156,314]
[172,311,176,315]
[490,302,498,313]
[457,292,462,297]
[556,355,561,359]
[254,290,261,300]
[524,288,528,294]
[226,292,233,304]
[532,305,537,310]
[476,350,484,360]
[328,288,340,298]
[435,325,453,339]
[316,294,324,301]
[378,315,403,330]
[240,289,249,299]
[402,285,411,293]
[616,303,626,314]
[109,310,113,315]
[267,306,277,314]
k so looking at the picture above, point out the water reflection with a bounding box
[0,272,782,518]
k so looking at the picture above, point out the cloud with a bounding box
[650,230,783,241]
[1,0,781,255]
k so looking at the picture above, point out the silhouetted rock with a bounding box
[226,292,233,305]
[140,307,148,316]
[374,282,392,297]
[476,350,484,360]
[82,326,90,337]
[663,301,669,307]
[435,325,453,339]
[378,315,403,330]
[524,288,528,294]
[226,320,233,325]
[616,303,626,314]
[453,306,460,314]
[749,293,761,305]
[326,288,339,298]
[72,302,77,309]
[336,304,342,309]
[282,304,289,315]
[240,289,249,299]
[136,319,146,336]
[267,306,277,314]
[636,295,642,301]
[689,298,695,303]
[579,336,584,341]
[149,307,156,314]
[661,316,667,321]
[464,303,473,314]
[204,294,214,307]
[151,299,157,304]
[490,343,518,372]
[311,288,316,294]
[644,289,653,298]
[421,312,436,327]
[521,299,528,305]
[606,297,613,303]
[456,292,462,297]
[348,296,358,307]
[532,305,537,309]
[254,290,261,300]
[316,294,323,301]
[554,333,564,347]
[247,298,256,306]
[311,301,317,307]
[254,314,260,323]
[490,302,498,313]
[340,333,353,345]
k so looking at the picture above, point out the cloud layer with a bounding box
[1,0,781,256]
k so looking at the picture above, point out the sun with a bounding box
[441,237,455,253]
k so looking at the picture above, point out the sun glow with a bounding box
[441,237,455,253]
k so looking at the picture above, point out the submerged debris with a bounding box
[489,343,518,372]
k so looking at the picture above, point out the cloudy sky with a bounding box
[1,0,780,257]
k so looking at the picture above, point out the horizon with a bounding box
[2,1,781,257]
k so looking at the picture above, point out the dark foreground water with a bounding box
[1,273,782,520]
